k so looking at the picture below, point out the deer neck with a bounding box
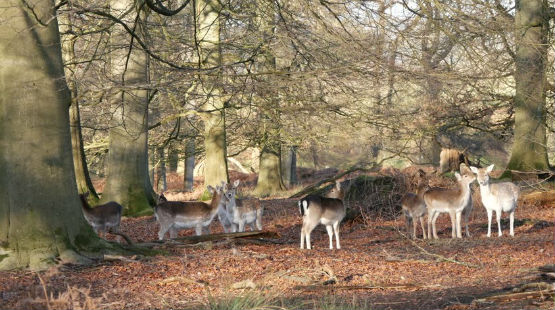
[416,183,427,198]
[456,180,471,205]
[79,195,92,211]
[209,192,223,212]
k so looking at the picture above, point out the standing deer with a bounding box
[470,164,520,237]
[424,171,475,239]
[154,185,224,240]
[400,170,428,239]
[79,192,123,241]
[222,180,263,232]
[298,180,346,249]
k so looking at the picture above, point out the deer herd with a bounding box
[79,164,521,250]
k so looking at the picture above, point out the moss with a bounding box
[199,189,213,201]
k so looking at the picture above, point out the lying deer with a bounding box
[400,172,428,239]
[79,192,123,241]
[154,185,224,240]
[470,165,520,237]
[222,180,263,232]
[298,180,346,249]
[424,171,475,239]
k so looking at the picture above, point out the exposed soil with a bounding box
[1,170,554,310]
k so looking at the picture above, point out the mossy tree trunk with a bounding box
[59,12,99,198]
[195,0,229,187]
[101,0,155,215]
[506,0,550,172]
[184,138,195,191]
[0,0,100,270]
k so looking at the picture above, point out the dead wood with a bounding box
[289,164,378,198]
[295,283,441,291]
[137,231,280,247]
[475,288,554,303]
[112,232,134,245]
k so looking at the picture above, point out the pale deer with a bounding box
[222,180,263,232]
[79,192,123,241]
[470,164,520,237]
[400,173,428,239]
[424,172,475,239]
[154,185,224,240]
[298,180,346,249]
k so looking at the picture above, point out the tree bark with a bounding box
[0,0,99,270]
[195,0,229,187]
[156,147,167,192]
[506,0,550,172]
[101,0,155,215]
[282,146,298,187]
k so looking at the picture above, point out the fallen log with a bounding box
[138,231,281,246]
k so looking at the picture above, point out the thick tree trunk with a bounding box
[0,0,99,270]
[168,146,179,172]
[507,0,550,172]
[196,0,229,187]
[102,0,155,215]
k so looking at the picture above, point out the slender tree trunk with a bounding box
[282,146,298,187]
[184,139,195,191]
[59,10,99,198]
[102,0,155,215]
[507,0,550,172]
[0,0,99,270]
[195,0,229,187]
[168,146,179,172]
[156,147,167,192]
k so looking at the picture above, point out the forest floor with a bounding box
[1,168,554,310]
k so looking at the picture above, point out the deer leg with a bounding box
[412,215,418,239]
[326,225,334,249]
[432,211,440,239]
[496,209,502,237]
[333,221,341,249]
[427,210,433,239]
[195,225,203,236]
[419,216,427,239]
[238,221,245,233]
[455,211,462,238]
[509,211,515,236]
[448,211,457,238]
[486,209,493,237]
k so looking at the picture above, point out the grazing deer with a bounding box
[424,171,475,239]
[154,185,224,240]
[469,164,520,237]
[79,192,123,242]
[298,180,346,249]
[222,180,263,232]
[400,170,428,239]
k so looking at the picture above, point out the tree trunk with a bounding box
[282,146,298,187]
[506,0,550,172]
[184,139,195,191]
[195,0,229,187]
[0,0,99,270]
[156,147,167,192]
[168,146,179,172]
[102,0,155,215]
[59,11,99,198]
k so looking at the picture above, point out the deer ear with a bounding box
[207,185,215,193]
[233,179,240,188]
[486,164,494,173]
[455,172,461,180]
[469,166,478,174]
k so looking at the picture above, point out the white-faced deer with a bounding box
[79,192,123,241]
[222,180,263,232]
[470,164,520,237]
[400,170,428,239]
[298,180,346,249]
[215,181,233,233]
[154,185,224,240]
[424,171,475,239]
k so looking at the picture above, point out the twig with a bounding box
[406,237,481,268]
[35,272,52,310]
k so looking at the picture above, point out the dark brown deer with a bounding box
[79,192,123,241]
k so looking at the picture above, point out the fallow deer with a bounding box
[424,171,475,239]
[298,180,346,249]
[79,192,123,241]
[154,185,224,240]
[222,180,263,232]
[400,170,428,239]
[470,164,520,237]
